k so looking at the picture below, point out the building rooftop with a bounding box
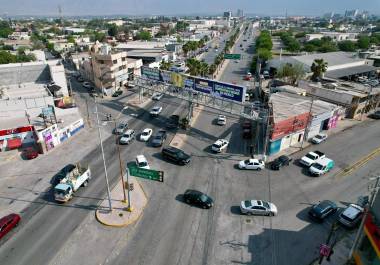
[116,41,167,50]
[270,92,338,122]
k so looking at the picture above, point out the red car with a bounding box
[22,148,39,160]
[0,214,21,240]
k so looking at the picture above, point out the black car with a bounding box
[151,130,167,147]
[112,90,123,97]
[183,190,213,209]
[52,164,76,186]
[162,146,191,165]
[270,155,292,170]
[308,200,338,222]
[166,115,180,129]
[368,111,380,119]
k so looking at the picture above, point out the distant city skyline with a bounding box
[0,0,379,17]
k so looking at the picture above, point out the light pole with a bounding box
[94,97,113,211]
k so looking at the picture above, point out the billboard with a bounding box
[141,66,246,103]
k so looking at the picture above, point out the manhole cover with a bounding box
[245,219,252,224]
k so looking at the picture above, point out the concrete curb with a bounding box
[95,177,148,227]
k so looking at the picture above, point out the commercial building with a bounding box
[299,79,380,119]
[305,32,358,42]
[352,190,380,265]
[268,52,377,81]
[223,11,232,19]
[268,92,340,155]
[63,27,86,35]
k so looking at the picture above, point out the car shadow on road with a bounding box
[175,194,185,203]
[296,207,313,223]
[230,205,242,215]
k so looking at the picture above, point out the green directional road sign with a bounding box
[224,53,241,60]
[128,166,164,182]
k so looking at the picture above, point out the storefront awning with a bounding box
[7,138,22,150]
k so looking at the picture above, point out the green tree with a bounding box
[67,35,76,44]
[338,40,356,52]
[276,63,305,85]
[357,36,370,50]
[107,23,118,37]
[136,31,152,41]
[0,51,17,64]
[310,59,328,82]
[159,60,172,71]
[257,48,272,61]
[0,21,13,38]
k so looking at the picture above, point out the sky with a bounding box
[0,0,379,17]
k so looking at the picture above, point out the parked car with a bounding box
[140,128,153,141]
[152,92,164,101]
[151,130,167,147]
[166,115,180,129]
[309,158,334,176]
[114,122,128,135]
[183,190,213,209]
[308,200,337,222]
[112,90,123,97]
[338,204,364,228]
[270,155,292,170]
[238,158,265,170]
[240,200,278,216]
[119,129,135,145]
[211,139,229,153]
[22,147,39,160]
[311,133,328,144]
[162,146,191,165]
[300,151,325,167]
[135,155,150,169]
[150,106,163,117]
[216,115,226,125]
[0,213,21,240]
[368,110,380,119]
[82,82,91,88]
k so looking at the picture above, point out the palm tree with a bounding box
[186,58,200,76]
[160,60,172,71]
[310,59,328,82]
[199,62,209,77]
[209,64,217,75]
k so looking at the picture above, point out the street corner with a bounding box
[95,177,147,227]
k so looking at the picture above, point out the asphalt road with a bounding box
[201,31,232,65]
[108,107,380,265]
[0,79,189,264]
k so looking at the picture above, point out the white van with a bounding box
[136,155,150,169]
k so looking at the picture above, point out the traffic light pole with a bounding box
[125,167,132,212]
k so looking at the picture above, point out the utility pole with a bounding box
[95,98,113,211]
[349,176,380,259]
[301,97,314,149]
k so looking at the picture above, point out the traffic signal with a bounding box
[129,183,134,191]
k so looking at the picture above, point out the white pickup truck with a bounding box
[300,151,325,167]
[54,164,91,203]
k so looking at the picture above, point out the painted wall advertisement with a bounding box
[141,66,246,103]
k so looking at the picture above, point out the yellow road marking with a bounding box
[335,146,380,179]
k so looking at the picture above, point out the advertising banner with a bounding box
[213,81,245,102]
[141,67,160,81]
[194,78,213,94]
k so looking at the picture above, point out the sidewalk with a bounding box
[95,176,147,227]
[310,232,355,265]
[267,118,366,162]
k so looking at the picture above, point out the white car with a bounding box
[150,106,163,116]
[119,129,135,145]
[216,115,226,125]
[152,93,164,100]
[83,82,91,88]
[311,133,328,144]
[140,128,153,141]
[135,155,150,169]
[240,200,278,216]
[114,122,128,135]
[338,204,364,228]
[238,158,265,170]
[211,139,229,153]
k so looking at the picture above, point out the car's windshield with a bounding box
[313,163,324,170]
[200,194,208,202]
[142,131,149,136]
[213,143,221,148]
[315,135,323,139]
[244,159,250,164]
[306,154,316,159]
[244,200,252,207]
[262,201,270,209]
[138,161,148,167]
